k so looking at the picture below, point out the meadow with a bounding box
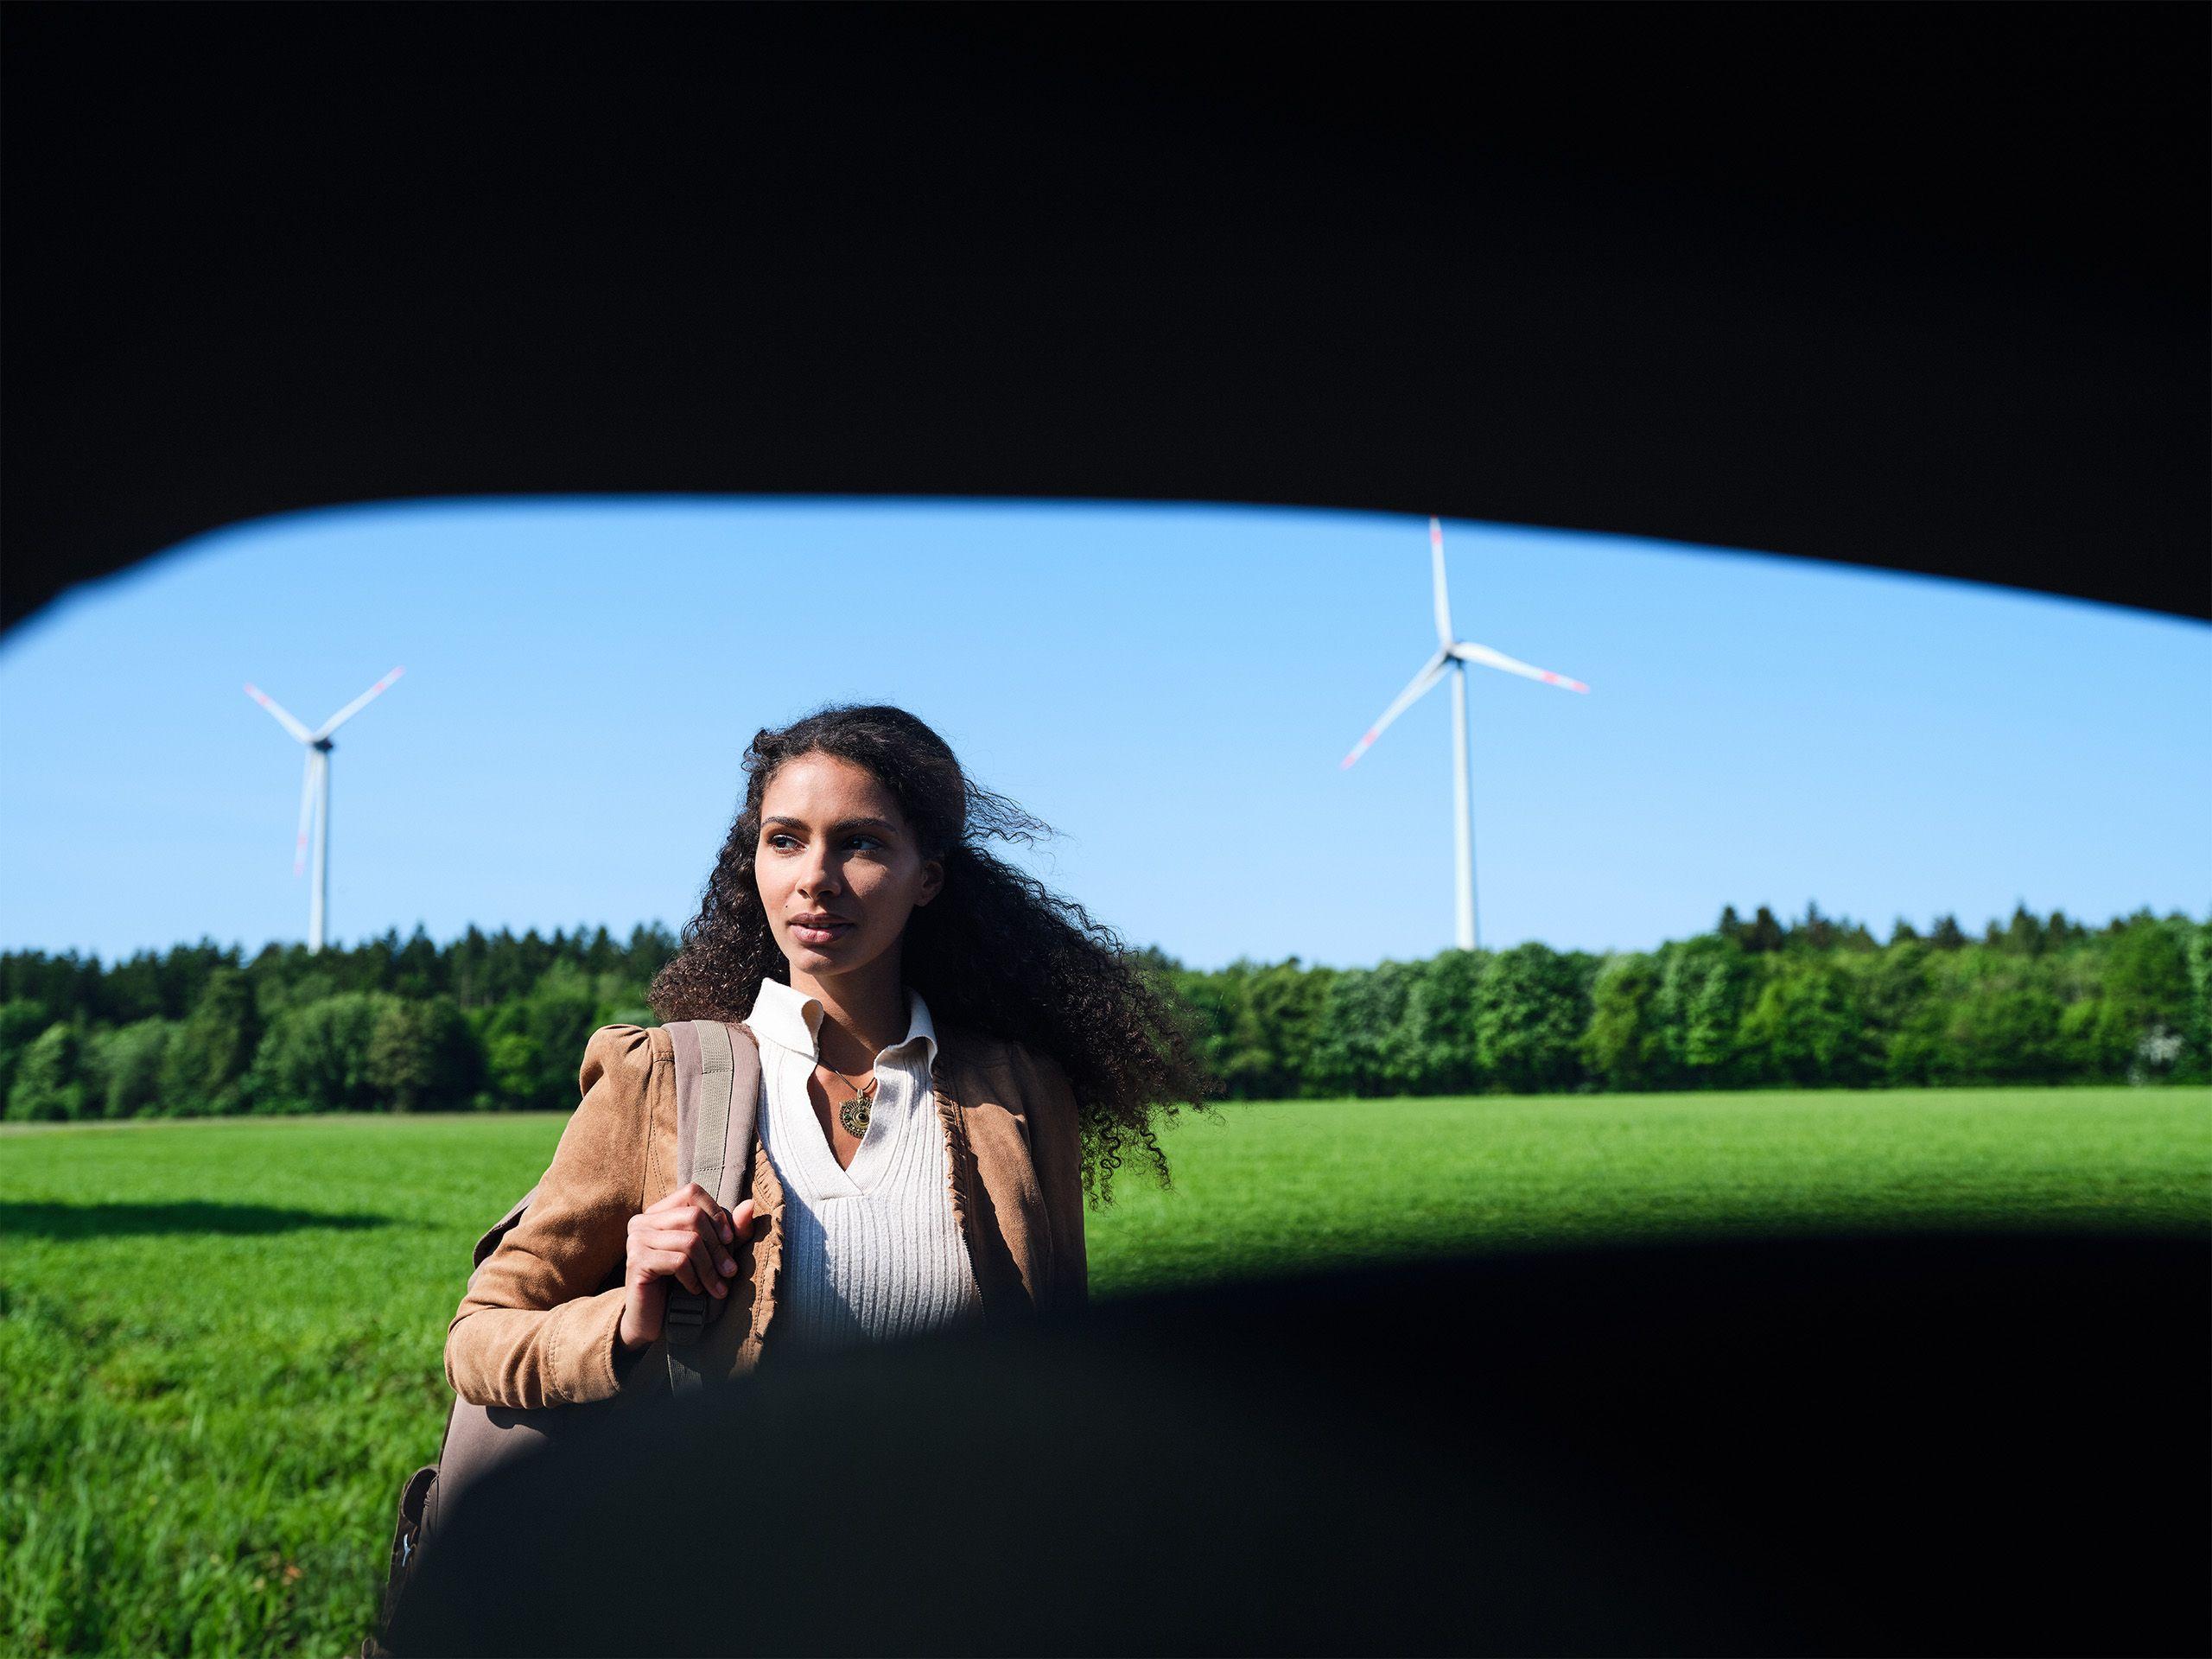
[3,1086,2208,1656]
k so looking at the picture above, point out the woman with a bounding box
[443,703,1209,1408]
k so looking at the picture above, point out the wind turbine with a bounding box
[1340,519,1586,951]
[245,667,405,952]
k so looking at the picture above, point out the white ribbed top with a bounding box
[745,976,981,1354]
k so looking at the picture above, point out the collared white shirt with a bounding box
[743,976,981,1352]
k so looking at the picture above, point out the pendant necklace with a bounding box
[826,1064,879,1137]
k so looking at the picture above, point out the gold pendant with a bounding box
[839,1092,872,1138]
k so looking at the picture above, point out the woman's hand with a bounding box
[618,1182,755,1352]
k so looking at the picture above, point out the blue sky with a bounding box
[2,499,2205,970]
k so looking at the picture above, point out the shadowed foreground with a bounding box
[393,1230,2209,1656]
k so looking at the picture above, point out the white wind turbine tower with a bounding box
[245,667,405,952]
[1340,519,1587,951]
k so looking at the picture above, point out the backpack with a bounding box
[363,1020,761,1656]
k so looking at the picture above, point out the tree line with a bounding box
[2,904,2206,1122]
[0,924,675,1122]
[1154,903,2209,1099]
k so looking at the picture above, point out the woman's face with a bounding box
[755,751,943,985]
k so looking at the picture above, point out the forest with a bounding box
[3,902,2206,1121]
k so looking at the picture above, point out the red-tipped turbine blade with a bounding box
[1450,640,1589,693]
[312,665,406,741]
[245,683,314,743]
[1341,651,1450,768]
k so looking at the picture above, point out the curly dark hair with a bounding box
[648,703,1215,1201]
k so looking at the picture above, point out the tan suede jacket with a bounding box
[444,1020,1088,1410]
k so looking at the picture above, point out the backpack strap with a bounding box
[663,1019,761,1395]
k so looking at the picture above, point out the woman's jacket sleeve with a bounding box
[1015,1043,1090,1309]
[442,1024,655,1408]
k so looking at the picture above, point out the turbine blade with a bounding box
[1430,518,1452,646]
[294,752,315,874]
[245,683,313,743]
[312,665,405,741]
[1340,650,1450,769]
[1451,640,1590,694]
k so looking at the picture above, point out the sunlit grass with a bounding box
[3,1087,2206,1654]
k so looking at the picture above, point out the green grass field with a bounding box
[3,1086,2208,1656]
